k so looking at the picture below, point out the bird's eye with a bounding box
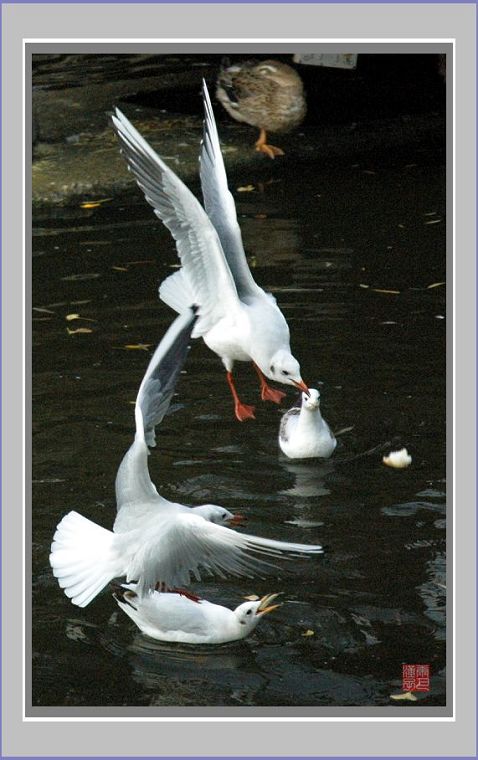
[246,609,252,615]
[282,370,289,376]
[222,513,227,520]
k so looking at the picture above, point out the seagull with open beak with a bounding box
[111,80,309,421]
[114,585,282,644]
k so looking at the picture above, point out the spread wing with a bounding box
[136,308,198,447]
[200,80,263,300]
[114,310,197,524]
[111,108,240,333]
[126,512,323,596]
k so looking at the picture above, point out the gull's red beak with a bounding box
[227,514,246,527]
[293,379,310,396]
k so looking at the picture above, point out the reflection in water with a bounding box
[279,458,333,498]
[417,550,446,640]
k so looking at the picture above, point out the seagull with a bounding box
[111,80,309,422]
[114,585,281,644]
[50,309,323,607]
[279,388,337,460]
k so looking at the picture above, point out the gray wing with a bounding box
[200,80,263,300]
[127,512,323,597]
[137,308,198,447]
[111,108,240,334]
[279,407,300,443]
[114,310,197,520]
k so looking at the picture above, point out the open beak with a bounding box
[227,514,247,527]
[293,379,310,396]
[257,593,282,616]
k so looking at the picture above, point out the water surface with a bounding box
[32,151,446,708]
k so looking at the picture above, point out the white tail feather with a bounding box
[159,270,194,314]
[49,511,124,608]
[159,271,208,337]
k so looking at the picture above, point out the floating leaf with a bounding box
[371,288,400,295]
[127,260,155,266]
[112,266,129,272]
[302,629,315,637]
[62,273,101,282]
[81,202,102,209]
[390,691,417,702]
[66,327,93,335]
[244,594,260,601]
[334,425,354,436]
[122,343,152,351]
[33,306,55,314]
[427,282,446,289]
[80,198,112,209]
[359,283,370,289]
[424,218,442,225]
[79,240,111,248]
[66,313,96,322]
[237,185,255,192]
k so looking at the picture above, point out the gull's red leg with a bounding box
[226,371,256,421]
[253,363,287,404]
[171,588,201,603]
[154,583,201,603]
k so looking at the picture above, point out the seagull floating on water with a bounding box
[111,81,308,422]
[50,309,323,607]
[114,584,281,644]
[279,388,336,460]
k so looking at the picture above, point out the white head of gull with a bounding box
[49,309,323,607]
[110,80,308,422]
[114,585,281,644]
[279,388,337,460]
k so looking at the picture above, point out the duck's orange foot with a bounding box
[255,142,284,159]
[261,384,287,404]
[255,127,284,159]
[235,402,256,422]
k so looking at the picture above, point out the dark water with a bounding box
[32,151,446,708]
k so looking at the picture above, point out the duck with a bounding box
[216,58,306,158]
[49,309,323,607]
[114,585,281,644]
[111,81,309,422]
[279,388,336,460]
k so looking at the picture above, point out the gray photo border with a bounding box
[3,2,476,758]
[23,37,454,720]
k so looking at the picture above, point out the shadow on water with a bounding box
[32,136,446,707]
